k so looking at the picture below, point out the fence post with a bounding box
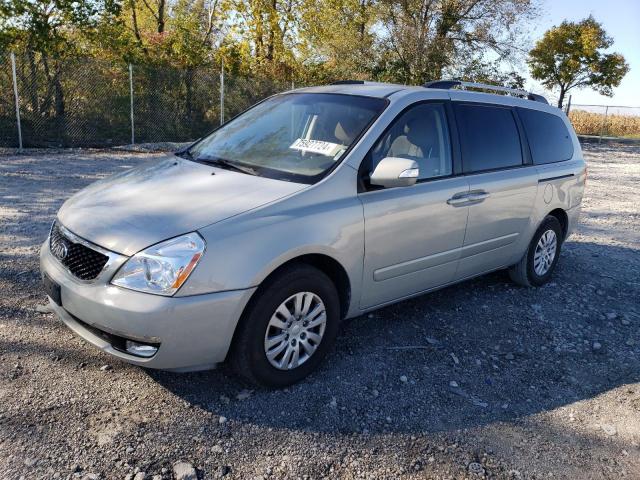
[129,63,135,145]
[598,105,609,144]
[219,59,225,125]
[10,52,23,152]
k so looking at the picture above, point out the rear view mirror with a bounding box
[370,157,419,188]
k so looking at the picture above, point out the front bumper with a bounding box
[40,241,256,371]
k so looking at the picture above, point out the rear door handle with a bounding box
[447,192,470,206]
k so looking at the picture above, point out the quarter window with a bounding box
[369,103,453,180]
[517,108,574,164]
[455,104,523,173]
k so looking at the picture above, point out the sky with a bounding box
[524,0,640,107]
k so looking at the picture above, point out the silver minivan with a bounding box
[40,80,586,386]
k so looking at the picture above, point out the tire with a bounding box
[229,264,341,387]
[509,215,563,287]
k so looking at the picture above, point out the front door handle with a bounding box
[466,191,490,202]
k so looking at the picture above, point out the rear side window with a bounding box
[454,104,523,173]
[517,108,574,164]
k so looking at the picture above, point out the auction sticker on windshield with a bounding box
[290,138,344,157]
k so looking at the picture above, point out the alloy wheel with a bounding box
[533,229,557,276]
[264,292,327,370]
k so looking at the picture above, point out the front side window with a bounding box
[368,103,453,180]
[455,104,523,173]
[188,93,387,182]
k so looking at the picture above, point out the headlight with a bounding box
[111,233,205,296]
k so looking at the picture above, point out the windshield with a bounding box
[188,93,387,182]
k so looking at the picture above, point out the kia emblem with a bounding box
[52,240,69,260]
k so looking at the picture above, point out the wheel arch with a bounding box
[225,253,352,363]
[546,208,569,241]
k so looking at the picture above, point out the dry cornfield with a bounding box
[569,109,640,138]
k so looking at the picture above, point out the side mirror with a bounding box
[370,157,419,188]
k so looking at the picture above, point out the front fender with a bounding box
[176,168,365,319]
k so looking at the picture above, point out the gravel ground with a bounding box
[1,144,639,480]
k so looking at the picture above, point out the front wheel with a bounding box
[509,215,563,287]
[229,264,341,387]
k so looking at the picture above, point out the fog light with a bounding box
[125,340,158,358]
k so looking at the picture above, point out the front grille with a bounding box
[49,221,109,280]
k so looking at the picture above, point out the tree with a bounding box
[528,16,629,108]
[299,0,378,81]
[374,0,538,85]
[0,0,119,118]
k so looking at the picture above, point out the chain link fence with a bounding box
[3,52,640,149]
[567,103,640,140]
[1,53,296,149]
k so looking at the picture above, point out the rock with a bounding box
[100,364,112,371]
[592,342,602,352]
[218,416,227,424]
[372,389,379,397]
[236,390,252,401]
[211,444,224,454]
[468,462,485,475]
[24,458,38,467]
[450,353,460,365]
[472,398,488,408]
[81,474,99,480]
[449,381,459,388]
[605,312,617,320]
[36,304,53,314]
[425,337,438,345]
[400,375,408,383]
[215,465,231,478]
[173,461,197,480]
[601,424,617,436]
[505,353,515,360]
[133,473,146,480]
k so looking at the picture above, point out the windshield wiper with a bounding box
[174,149,194,160]
[198,157,259,176]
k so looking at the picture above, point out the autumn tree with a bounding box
[528,16,629,108]
[299,0,378,81]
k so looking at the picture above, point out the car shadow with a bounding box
[150,240,639,435]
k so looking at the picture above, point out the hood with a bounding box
[58,155,306,255]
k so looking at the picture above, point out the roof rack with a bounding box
[330,80,365,85]
[424,80,548,104]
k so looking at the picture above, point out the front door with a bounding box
[359,102,470,309]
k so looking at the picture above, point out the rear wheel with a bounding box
[509,215,563,287]
[229,264,340,387]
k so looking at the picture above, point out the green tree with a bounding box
[0,0,119,118]
[528,16,629,108]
